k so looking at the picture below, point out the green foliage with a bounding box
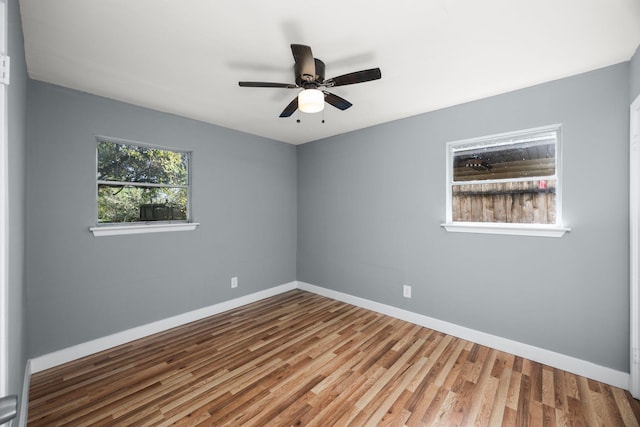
[97,141,189,223]
[98,141,188,185]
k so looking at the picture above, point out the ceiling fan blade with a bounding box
[239,81,298,88]
[291,44,316,82]
[323,91,352,110]
[279,96,299,118]
[325,68,382,87]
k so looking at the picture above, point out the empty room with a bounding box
[2,0,640,425]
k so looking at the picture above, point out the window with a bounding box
[443,125,569,237]
[91,137,198,236]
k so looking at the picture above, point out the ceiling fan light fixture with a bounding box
[239,44,381,118]
[298,89,324,113]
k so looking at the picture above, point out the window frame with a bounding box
[442,124,569,237]
[90,136,199,237]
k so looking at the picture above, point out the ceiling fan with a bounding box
[239,44,382,118]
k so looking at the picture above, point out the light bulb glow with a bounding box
[298,89,324,113]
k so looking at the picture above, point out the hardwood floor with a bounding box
[29,290,640,426]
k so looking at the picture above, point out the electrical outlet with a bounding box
[403,284,412,298]
[231,276,238,288]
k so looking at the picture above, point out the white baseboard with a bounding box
[29,282,297,373]
[297,281,630,390]
[27,279,630,391]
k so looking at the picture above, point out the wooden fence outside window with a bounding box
[452,180,556,224]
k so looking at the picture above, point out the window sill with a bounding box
[89,222,200,237]
[441,222,570,237]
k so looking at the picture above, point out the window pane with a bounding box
[98,185,187,224]
[453,139,555,182]
[452,179,556,224]
[447,126,561,227]
[97,141,188,186]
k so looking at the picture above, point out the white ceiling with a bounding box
[18,0,640,145]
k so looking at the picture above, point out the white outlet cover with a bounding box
[403,285,411,298]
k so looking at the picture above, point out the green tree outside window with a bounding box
[97,139,190,224]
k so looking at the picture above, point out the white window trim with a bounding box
[90,222,199,237]
[441,222,569,237]
[442,124,570,237]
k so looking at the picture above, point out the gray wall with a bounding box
[7,0,28,421]
[25,82,297,357]
[297,63,630,372]
[632,44,640,102]
[20,39,638,376]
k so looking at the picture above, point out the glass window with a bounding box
[446,126,561,225]
[97,138,190,224]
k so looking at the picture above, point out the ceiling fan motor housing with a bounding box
[296,58,325,88]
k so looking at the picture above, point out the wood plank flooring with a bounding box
[29,290,640,426]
